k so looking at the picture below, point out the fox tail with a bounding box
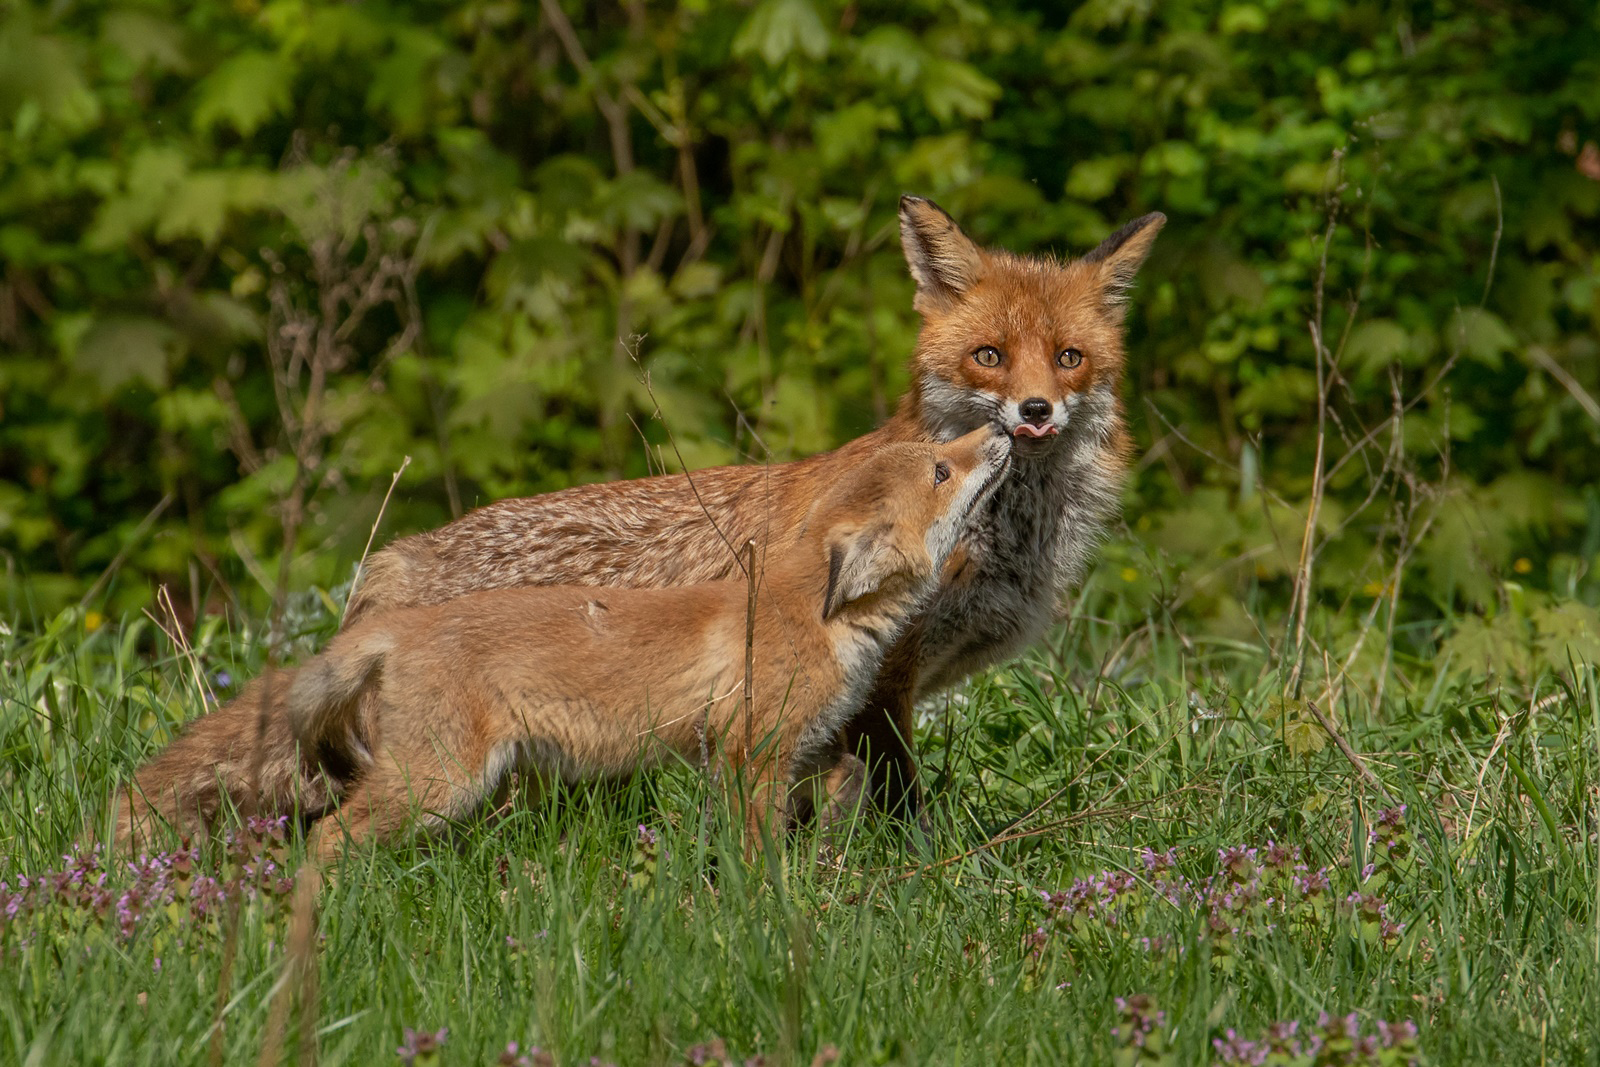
[111,671,338,851]
[285,630,392,765]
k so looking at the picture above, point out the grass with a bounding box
[1,580,1596,1067]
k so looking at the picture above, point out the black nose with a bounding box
[1019,397,1052,425]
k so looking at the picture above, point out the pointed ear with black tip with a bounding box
[1081,211,1167,316]
[899,195,985,314]
[822,528,908,620]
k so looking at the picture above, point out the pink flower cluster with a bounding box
[1212,1012,1420,1066]
[1,816,297,948]
[1035,827,1413,967]
[1111,994,1422,1066]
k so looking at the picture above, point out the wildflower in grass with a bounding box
[499,1041,553,1067]
[1110,994,1170,1065]
[397,1026,448,1065]
[1294,868,1331,898]
[1219,845,1257,884]
[1261,1020,1303,1058]
[1211,1029,1266,1064]
[1031,823,1416,981]
[1262,841,1299,871]
[1141,848,1178,875]
[687,1037,728,1064]
[628,823,662,890]
[1202,1011,1421,1066]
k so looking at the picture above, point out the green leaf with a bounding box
[192,51,295,136]
[86,146,189,250]
[0,22,102,130]
[1219,5,1268,33]
[1442,614,1531,678]
[1261,695,1302,723]
[101,11,190,73]
[366,28,450,132]
[154,172,235,245]
[1065,156,1132,201]
[921,59,1001,124]
[1531,601,1600,670]
[1450,307,1516,367]
[1345,319,1412,372]
[854,26,923,87]
[813,103,899,168]
[70,316,185,397]
[733,0,830,65]
[1283,716,1327,760]
[1141,141,1206,179]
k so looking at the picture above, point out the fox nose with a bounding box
[1019,397,1052,425]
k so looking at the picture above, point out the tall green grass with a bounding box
[1,591,1595,1066]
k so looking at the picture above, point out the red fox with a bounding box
[330,198,1165,820]
[113,430,1011,856]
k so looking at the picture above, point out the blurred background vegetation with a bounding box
[1,0,1598,690]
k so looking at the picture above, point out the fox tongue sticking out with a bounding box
[1012,423,1058,438]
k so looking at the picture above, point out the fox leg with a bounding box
[844,638,923,822]
[736,729,802,860]
[309,738,498,864]
[814,753,868,847]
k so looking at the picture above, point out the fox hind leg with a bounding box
[309,741,507,864]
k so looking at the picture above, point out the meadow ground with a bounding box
[1,581,1596,1067]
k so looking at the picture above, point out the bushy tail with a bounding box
[112,671,338,852]
[286,630,392,762]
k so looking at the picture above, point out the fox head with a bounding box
[805,427,1011,620]
[896,196,1165,459]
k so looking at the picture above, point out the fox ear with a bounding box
[1082,212,1166,315]
[823,528,912,620]
[900,195,985,314]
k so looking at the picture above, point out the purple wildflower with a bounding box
[396,1026,447,1065]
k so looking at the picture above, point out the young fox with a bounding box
[328,198,1165,819]
[114,429,1010,856]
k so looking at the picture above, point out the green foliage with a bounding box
[0,1,1598,679]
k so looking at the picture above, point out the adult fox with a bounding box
[335,197,1165,821]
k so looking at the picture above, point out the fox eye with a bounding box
[933,461,951,486]
[1057,347,1084,369]
[972,346,1002,368]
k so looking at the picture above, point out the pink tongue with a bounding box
[1013,423,1058,438]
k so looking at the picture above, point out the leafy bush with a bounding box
[1,1,1597,687]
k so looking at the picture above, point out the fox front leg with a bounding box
[844,641,925,826]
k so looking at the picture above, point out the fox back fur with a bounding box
[339,198,1164,817]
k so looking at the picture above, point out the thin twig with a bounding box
[1528,345,1600,423]
[630,349,751,577]
[343,455,413,625]
[256,867,322,1067]
[743,538,757,764]
[1481,175,1502,307]
[1287,184,1341,695]
[1305,699,1393,803]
